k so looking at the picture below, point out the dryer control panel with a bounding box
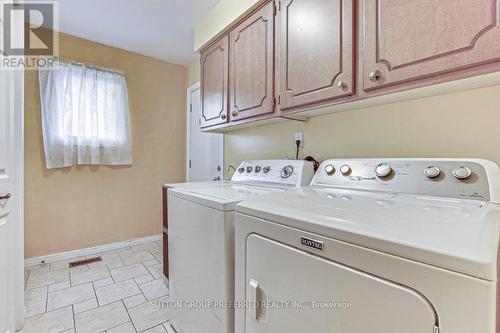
[312,159,500,202]
[232,160,315,188]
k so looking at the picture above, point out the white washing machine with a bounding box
[166,160,315,333]
[234,158,500,333]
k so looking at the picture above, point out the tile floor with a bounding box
[22,239,183,333]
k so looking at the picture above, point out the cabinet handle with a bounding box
[249,279,260,321]
[231,110,239,117]
[368,70,382,82]
[220,114,227,120]
[337,81,347,90]
[0,193,11,200]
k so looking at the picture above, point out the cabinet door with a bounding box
[363,0,500,90]
[279,0,354,110]
[201,36,229,127]
[229,2,275,121]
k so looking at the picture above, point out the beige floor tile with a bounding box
[147,264,164,280]
[120,251,155,266]
[25,303,47,318]
[93,277,115,289]
[143,259,160,267]
[20,306,74,333]
[131,242,160,253]
[74,301,129,333]
[95,280,141,306]
[47,283,95,311]
[48,281,71,293]
[110,263,149,282]
[143,324,167,333]
[70,266,110,286]
[128,296,185,332]
[134,274,154,285]
[139,278,169,301]
[27,265,51,276]
[25,286,47,306]
[26,269,70,290]
[73,298,99,314]
[123,293,147,309]
[107,321,137,333]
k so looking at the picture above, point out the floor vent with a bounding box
[69,256,102,268]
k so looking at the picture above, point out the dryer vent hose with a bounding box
[304,156,320,172]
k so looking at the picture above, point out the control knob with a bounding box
[246,166,253,173]
[263,166,271,173]
[375,163,392,178]
[238,167,245,174]
[453,166,472,180]
[255,166,261,173]
[340,165,351,176]
[325,164,335,176]
[281,165,294,179]
[424,166,441,178]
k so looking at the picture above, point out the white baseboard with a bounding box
[25,234,162,269]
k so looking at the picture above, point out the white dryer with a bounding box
[166,160,314,333]
[234,158,500,333]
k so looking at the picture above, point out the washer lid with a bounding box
[236,186,500,280]
[169,183,284,211]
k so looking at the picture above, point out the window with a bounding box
[39,60,133,169]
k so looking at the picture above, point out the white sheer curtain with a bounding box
[39,60,133,169]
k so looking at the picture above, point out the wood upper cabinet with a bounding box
[363,0,500,90]
[279,0,354,110]
[229,1,275,121]
[200,35,229,128]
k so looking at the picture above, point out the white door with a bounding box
[245,234,438,333]
[0,58,16,333]
[187,83,224,182]
[0,1,24,330]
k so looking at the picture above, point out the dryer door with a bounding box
[245,234,438,333]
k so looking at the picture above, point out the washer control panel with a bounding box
[312,159,499,202]
[232,160,315,187]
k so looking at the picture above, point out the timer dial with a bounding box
[453,166,472,180]
[424,166,441,178]
[375,163,392,178]
[281,166,294,179]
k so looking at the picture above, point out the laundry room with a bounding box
[1,0,499,332]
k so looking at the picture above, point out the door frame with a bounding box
[1,0,26,328]
[186,81,225,182]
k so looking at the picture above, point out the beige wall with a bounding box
[187,56,200,87]
[194,0,259,50]
[224,85,500,176]
[25,31,187,258]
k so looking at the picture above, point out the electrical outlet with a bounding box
[295,132,303,146]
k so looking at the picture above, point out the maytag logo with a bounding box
[300,237,323,251]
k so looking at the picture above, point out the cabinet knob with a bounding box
[368,70,382,82]
[220,114,226,120]
[337,81,348,90]
[231,110,239,117]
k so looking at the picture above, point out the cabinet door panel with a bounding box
[280,0,354,110]
[229,2,275,121]
[201,36,229,127]
[364,0,500,90]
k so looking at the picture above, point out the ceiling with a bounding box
[36,0,221,65]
